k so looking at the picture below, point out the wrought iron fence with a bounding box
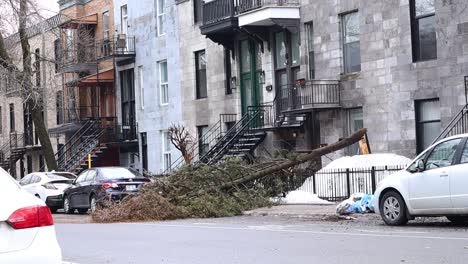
[296,165,407,201]
[237,0,300,14]
[96,35,136,60]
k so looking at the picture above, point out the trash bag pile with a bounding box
[336,193,375,215]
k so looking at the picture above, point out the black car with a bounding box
[63,167,150,214]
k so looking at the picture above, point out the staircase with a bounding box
[54,119,108,174]
[200,109,266,164]
[432,103,468,144]
[0,133,26,172]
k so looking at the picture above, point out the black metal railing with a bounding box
[61,45,96,67]
[164,114,238,173]
[237,0,299,13]
[96,35,136,60]
[278,80,340,112]
[432,103,468,144]
[202,0,299,27]
[203,0,236,25]
[297,165,406,201]
[0,133,26,171]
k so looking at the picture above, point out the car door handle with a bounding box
[440,174,449,177]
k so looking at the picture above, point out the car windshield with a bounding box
[0,169,20,191]
[99,168,142,179]
[47,173,76,180]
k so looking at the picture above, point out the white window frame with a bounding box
[156,0,165,36]
[138,65,144,109]
[162,131,171,171]
[121,5,128,34]
[103,11,110,40]
[159,60,169,105]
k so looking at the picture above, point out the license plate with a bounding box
[126,185,137,191]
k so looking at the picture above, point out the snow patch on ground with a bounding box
[319,153,412,171]
[279,191,332,205]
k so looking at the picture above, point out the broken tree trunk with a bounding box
[221,128,368,190]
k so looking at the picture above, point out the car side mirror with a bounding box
[416,159,425,172]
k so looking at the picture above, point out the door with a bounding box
[408,138,461,212]
[450,138,468,212]
[70,171,88,207]
[239,39,262,114]
[274,30,300,112]
[81,170,97,207]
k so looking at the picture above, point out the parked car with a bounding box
[63,167,150,214]
[19,172,77,213]
[0,168,62,263]
[374,134,468,226]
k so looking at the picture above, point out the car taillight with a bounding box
[102,182,119,189]
[7,206,54,230]
[42,183,58,190]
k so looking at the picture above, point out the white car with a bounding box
[0,168,62,263]
[374,134,468,225]
[19,172,77,213]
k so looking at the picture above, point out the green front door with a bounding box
[240,39,262,114]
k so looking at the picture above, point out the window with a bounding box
[34,48,40,87]
[103,11,110,39]
[425,139,461,170]
[54,40,60,73]
[159,61,169,104]
[342,11,361,73]
[157,0,165,36]
[197,125,209,157]
[85,170,97,182]
[305,22,315,79]
[459,140,468,164]
[411,0,436,61]
[39,155,44,172]
[162,131,171,171]
[224,48,232,95]
[416,99,441,153]
[56,91,63,125]
[347,108,364,155]
[138,66,145,109]
[9,103,14,132]
[121,5,128,34]
[194,0,203,23]
[27,155,32,174]
[195,50,207,99]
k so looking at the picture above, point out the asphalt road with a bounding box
[56,215,468,264]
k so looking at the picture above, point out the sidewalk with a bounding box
[244,204,382,222]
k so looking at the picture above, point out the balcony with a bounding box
[96,35,136,64]
[237,0,300,27]
[277,80,341,114]
[200,0,238,48]
[60,45,97,74]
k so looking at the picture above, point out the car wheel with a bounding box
[77,208,88,214]
[380,191,408,226]
[446,216,468,224]
[63,196,74,214]
[90,195,97,213]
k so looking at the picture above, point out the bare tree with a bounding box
[0,0,58,170]
[168,124,194,164]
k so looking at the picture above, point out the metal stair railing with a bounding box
[164,114,237,174]
[56,119,103,171]
[61,129,105,172]
[203,109,263,164]
[432,103,468,144]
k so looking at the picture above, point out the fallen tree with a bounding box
[92,128,368,223]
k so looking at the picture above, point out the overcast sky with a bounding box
[39,0,60,16]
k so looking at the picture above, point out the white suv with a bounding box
[374,134,468,225]
[0,168,62,263]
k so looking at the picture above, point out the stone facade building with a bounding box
[3,0,468,176]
